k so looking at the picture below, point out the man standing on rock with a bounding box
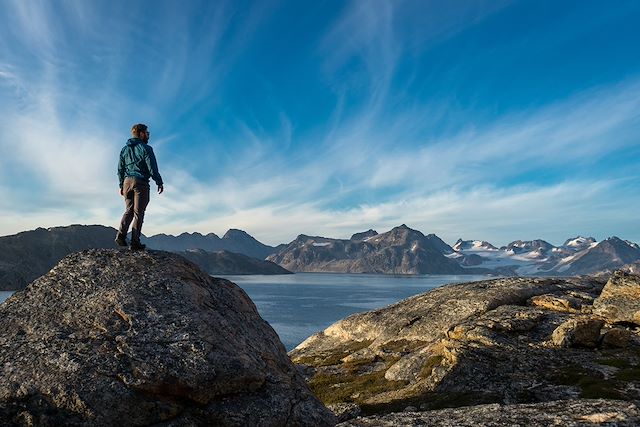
[115,123,164,250]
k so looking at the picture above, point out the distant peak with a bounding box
[223,229,250,238]
[563,236,596,247]
[350,229,378,241]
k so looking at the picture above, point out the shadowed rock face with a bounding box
[290,273,640,421]
[179,249,292,275]
[0,225,118,291]
[0,249,335,426]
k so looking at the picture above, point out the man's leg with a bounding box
[116,178,135,245]
[130,180,150,247]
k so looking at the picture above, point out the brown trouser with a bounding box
[118,177,150,243]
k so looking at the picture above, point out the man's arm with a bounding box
[117,148,125,194]
[144,145,164,193]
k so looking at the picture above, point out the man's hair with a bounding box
[131,123,148,136]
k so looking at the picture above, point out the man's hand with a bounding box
[119,188,123,196]
[158,185,164,194]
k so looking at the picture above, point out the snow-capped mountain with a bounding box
[453,235,640,276]
[562,236,597,251]
[268,226,640,276]
[453,239,498,252]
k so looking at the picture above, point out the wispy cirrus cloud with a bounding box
[0,0,638,250]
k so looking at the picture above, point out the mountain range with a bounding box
[267,225,472,275]
[268,225,640,276]
[1,223,639,290]
[141,229,281,259]
[0,225,288,290]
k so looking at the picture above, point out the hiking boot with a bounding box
[115,234,128,247]
[130,241,146,251]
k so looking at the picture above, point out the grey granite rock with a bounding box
[0,249,335,426]
[593,271,640,324]
[601,327,632,348]
[551,317,604,348]
[337,399,640,426]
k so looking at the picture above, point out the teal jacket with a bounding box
[117,138,163,188]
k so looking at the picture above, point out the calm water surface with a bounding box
[0,274,489,351]
[224,273,488,350]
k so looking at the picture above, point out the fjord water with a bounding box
[0,274,488,351]
[0,292,12,304]
[226,272,488,350]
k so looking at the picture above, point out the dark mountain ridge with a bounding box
[0,225,286,290]
[142,228,276,259]
[267,225,475,275]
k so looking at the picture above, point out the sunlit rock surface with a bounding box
[291,274,640,422]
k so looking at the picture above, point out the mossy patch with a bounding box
[293,339,373,367]
[615,367,640,381]
[553,365,625,399]
[308,365,407,406]
[597,358,630,369]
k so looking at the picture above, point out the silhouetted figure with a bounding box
[115,123,164,250]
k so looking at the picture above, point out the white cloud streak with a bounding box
[0,1,638,250]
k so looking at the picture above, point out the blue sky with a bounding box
[0,0,639,246]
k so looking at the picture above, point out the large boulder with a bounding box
[0,249,335,426]
[593,271,640,324]
[290,275,640,418]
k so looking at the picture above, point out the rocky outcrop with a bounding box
[179,249,292,275]
[268,225,477,274]
[0,249,334,426]
[290,273,640,420]
[593,271,640,324]
[338,399,640,426]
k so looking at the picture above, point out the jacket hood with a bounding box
[126,138,144,146]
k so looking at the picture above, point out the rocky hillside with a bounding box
[0,226,284,290]
[0,225,117,291]
[142,228,277,259]
[267,225,475,274]
[179,249,292,275]
[0,249,334,426]
[290,271,640,423]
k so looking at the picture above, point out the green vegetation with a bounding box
[293,339,373,367]
[553,365,625,399]
[615,367,640,381]
[597,358,630,369]
[308,362,406,405]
